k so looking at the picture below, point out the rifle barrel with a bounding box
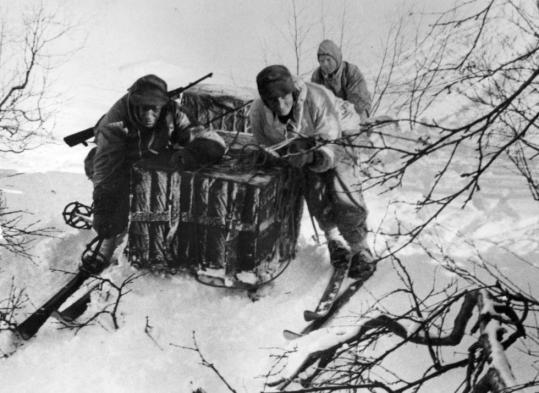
[64,73,214,148]
[168,72,213,97]
[203,100,253,127]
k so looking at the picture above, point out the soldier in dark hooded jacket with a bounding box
[87,74,198,239]
[311,39,372,119]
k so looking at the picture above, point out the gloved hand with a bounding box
[285,139,314,168]
[170,125,206,147]
[287,150,314,168]
[168,133,226,171]
[183,131,226,170]
[187,125,206,138]
[169,148,186,168]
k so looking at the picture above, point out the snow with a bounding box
[1,121,538,392]
[1,145,538,392]
[480,291,517,387]
[0,0,537,390]
[269,322,365,386]
[0,330,21,357]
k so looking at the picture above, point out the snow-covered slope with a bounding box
[0,158,538,392]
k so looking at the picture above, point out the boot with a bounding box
[349,246,376,279]
[327,238,351,268]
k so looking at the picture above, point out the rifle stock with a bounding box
[64,72,213,147]
[63,127,95,147]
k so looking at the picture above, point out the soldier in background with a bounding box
[311,39,372,119]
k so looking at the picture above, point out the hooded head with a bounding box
[128,74,169,107]
[256,65,295,116]
[317,40,342,75]
[128,74,169,128]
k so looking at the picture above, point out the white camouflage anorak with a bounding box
[249,78,361,172]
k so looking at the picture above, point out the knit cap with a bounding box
[256,65,295,99]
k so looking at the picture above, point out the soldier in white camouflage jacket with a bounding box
[249,65,376,278]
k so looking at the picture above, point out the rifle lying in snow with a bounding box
[63,72,214,147]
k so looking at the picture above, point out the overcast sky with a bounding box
[2,0,440,171]
[7,0,440,130]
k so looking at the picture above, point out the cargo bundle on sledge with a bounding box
[180,83,253,133]
[126,84,304,288]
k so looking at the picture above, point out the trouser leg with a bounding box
[303,170,338,237]
[303,166,368,241]
[331,171,368,250]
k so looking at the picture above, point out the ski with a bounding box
[15,237,109,340]
[15,270,92,339]
[283,275,369,340]
[52,283,101,323]
[283,329,303,340]
[303,253,351,322]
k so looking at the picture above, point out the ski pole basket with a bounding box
[62,201,93,230]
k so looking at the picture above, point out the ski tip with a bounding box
[303,310,325,322]
[57,297,92,322]
[282,329,302,340]
[51,311,82,328]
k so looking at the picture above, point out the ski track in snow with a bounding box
[0,166,538,393]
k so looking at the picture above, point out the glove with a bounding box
[307,147,334,172]
[169,148,185,168]
[168,134,226,171]
[286,150,314,168]
[285,139,314,168]
[183,131,226,170]
[168,145,205,170]
[188,125,206,138]
[170,125,205,147]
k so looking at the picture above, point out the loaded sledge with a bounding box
[0,81,380,359]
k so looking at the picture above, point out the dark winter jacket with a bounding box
[311,40,372,118]
[90,94,191,215]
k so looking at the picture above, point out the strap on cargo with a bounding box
[131,208,171,222]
